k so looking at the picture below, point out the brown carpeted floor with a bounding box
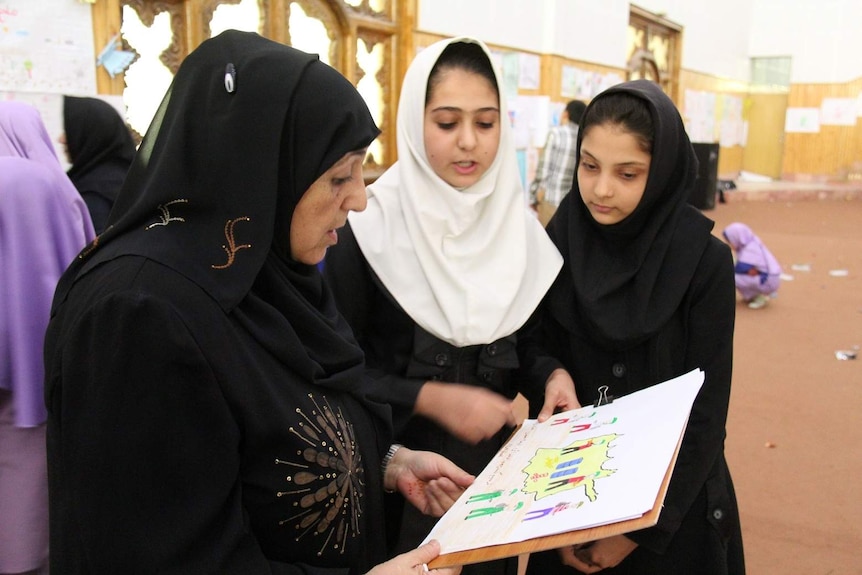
[707,197,862,574]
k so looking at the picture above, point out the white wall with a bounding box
[418,0,547,53]
[418,0,862,84]
[418,0,629,68]
[544,0,630,70]
[749,0,862,83]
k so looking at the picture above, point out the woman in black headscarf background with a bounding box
[44,31,472,575]
[523,80,745,574]
[61,95,136,234]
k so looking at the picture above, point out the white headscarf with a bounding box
[349,37,562,347]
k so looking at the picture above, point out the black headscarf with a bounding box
[546,79,714,348]
[54,30,380,396]
[63,95,136,205]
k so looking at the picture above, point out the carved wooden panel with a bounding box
[105,0,401,169]
[627,5,681,101]
[201,0,245,38]
[344,0,390,19]
[288,0,341,65]
[123,0,186,74]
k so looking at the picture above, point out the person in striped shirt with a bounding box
[530,99,587,226]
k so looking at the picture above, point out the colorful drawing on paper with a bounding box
[522,433,618,501]
[423,369,705,556]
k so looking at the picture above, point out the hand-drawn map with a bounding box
[423,369,704,557]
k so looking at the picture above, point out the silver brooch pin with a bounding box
[225,63,236,93]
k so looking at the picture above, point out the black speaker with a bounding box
[689,143,719,210]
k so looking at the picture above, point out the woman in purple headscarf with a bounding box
[722,222,782,309]
[0,101,95,575]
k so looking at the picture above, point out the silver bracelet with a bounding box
[381,443,403,493]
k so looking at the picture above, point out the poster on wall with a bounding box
[683,89,717,143]
[561,65,577,98]
[819,97,857,126]
[560,65,623,101]
[719,94,745,148]
[0,0,96,94]
[508,95,550,150]
[498,52,520,100]
[784,107,820,133]
[518,53,540,90]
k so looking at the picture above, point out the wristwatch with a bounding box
[381,443,403,493]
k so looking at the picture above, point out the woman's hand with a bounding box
[415,382,518,444]
[384,447,474,517]
[556,536,638,573]
[536,368,580,422]
[366,540,462,575]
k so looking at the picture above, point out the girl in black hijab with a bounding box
[44,31,471,575]
[524,80,745,574]
[61,95,136,234]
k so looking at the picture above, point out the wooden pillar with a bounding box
[90,0,125,95]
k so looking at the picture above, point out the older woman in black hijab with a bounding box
[44,31,471,575]
[524,80,745,574]
[61,95,136,234]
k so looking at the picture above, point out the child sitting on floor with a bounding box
[723,222,782,309]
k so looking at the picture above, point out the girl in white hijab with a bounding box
[324,36,577,574]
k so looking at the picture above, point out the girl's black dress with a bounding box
[325,224,556,575]
[524,79,745,574]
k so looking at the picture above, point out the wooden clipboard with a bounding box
[427,423,684,569]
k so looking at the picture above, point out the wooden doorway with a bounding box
[743,92,788,179]
[627,5,682,102]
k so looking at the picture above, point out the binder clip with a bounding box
[593,385,614,407]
